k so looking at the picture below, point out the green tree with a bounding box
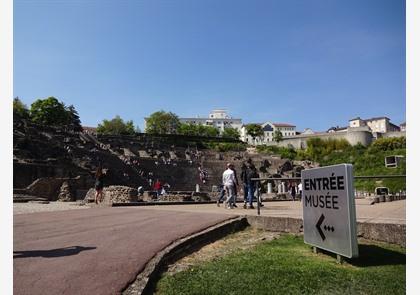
[245,124,264,144]
[65,104,82,131]
[198,125,220,137]
[145,110,180,134]
[178,123,199,136]
[96,115,135,135]
[30,97,69,126]
[13,97,30,119]
[178,123,220,137]
[222,127,240,140]
[273,130,283,143]
[306,137,325,162]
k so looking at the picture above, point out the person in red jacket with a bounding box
[153,179,163,196]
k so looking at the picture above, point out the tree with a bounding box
[96,115,136,135]
[13,97,30,119]
[178,123,220,137]
[222,127,240,140]
[245,124,264,144]
[178,123,199,136]
[30,97,69,126]
[65,104,82,132]
[198,125,220,137]
[273,130,283,143]
[145,111,180,134]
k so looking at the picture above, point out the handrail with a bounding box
[251,175,406,181]
[251,175,406,215]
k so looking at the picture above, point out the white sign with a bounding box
[302,164,358,258]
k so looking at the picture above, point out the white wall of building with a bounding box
[179,109,242,133]
[240,122,296,145]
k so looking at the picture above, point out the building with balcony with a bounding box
[179,109,242,133]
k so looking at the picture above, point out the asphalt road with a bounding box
[14,207,235,295]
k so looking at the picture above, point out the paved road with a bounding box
[14,207,235,295]
[13,200,405,295]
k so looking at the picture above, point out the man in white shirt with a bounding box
[298,182,303,201]
[222,163,238,209]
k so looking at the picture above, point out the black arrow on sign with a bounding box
[316,214,326,241]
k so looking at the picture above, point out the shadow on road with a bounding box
[13,246,96,259]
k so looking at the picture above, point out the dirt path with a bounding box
[164,227,282,276]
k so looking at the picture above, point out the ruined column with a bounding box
[267,182,273,194]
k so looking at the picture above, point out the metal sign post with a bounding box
[302,164,358,258]
[256,181,260,215]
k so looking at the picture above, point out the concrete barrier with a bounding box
[123,215,405,294]
[245,216,405,247]
[123,217,248,295]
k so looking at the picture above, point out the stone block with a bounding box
[138,150,150,158]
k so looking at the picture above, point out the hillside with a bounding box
[257,137,406,193]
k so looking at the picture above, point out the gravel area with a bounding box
[14,201,91,214]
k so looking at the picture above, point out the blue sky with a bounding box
[14,0,406,131]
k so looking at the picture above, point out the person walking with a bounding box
[231,164,239,208]
[298,182,303,201]
[240,162,248,208]
[290,182,297,201]
[94,167,106,204]
[243,161,258,209]
[222,163,238,209]
[216,184,225,207]
[153,179,163,196]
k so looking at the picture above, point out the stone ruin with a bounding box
[13,117,317,203]
[84,186,138,204]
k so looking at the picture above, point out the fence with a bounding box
[251,174,406,215]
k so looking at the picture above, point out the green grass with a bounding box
[155,235,405,295]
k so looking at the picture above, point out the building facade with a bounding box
[240,122,296,145]
[349,117,400,134]
[179,109,242,133]
[400,122,406,132]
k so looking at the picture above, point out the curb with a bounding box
[122,216,248,295]
[246,215,406,247]
[112,199,297,207]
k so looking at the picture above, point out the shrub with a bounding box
[369,137,406,152]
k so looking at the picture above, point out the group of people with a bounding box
[137,179,170,198]
[218,160,260,209]
[288,181,303,201]
[152,179,171,196]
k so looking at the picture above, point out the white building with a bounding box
[400,122,406,132]
[179,109,242,133]
[349,117,400,134]
[240,122,296,145]
[301,128,316,135]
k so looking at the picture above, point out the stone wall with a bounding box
[13,117,310,196]
[246,216,405,247]
[84,186,138,204]
[380,131,406,139]
[266,128,373,149]
[16,176,93,201]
